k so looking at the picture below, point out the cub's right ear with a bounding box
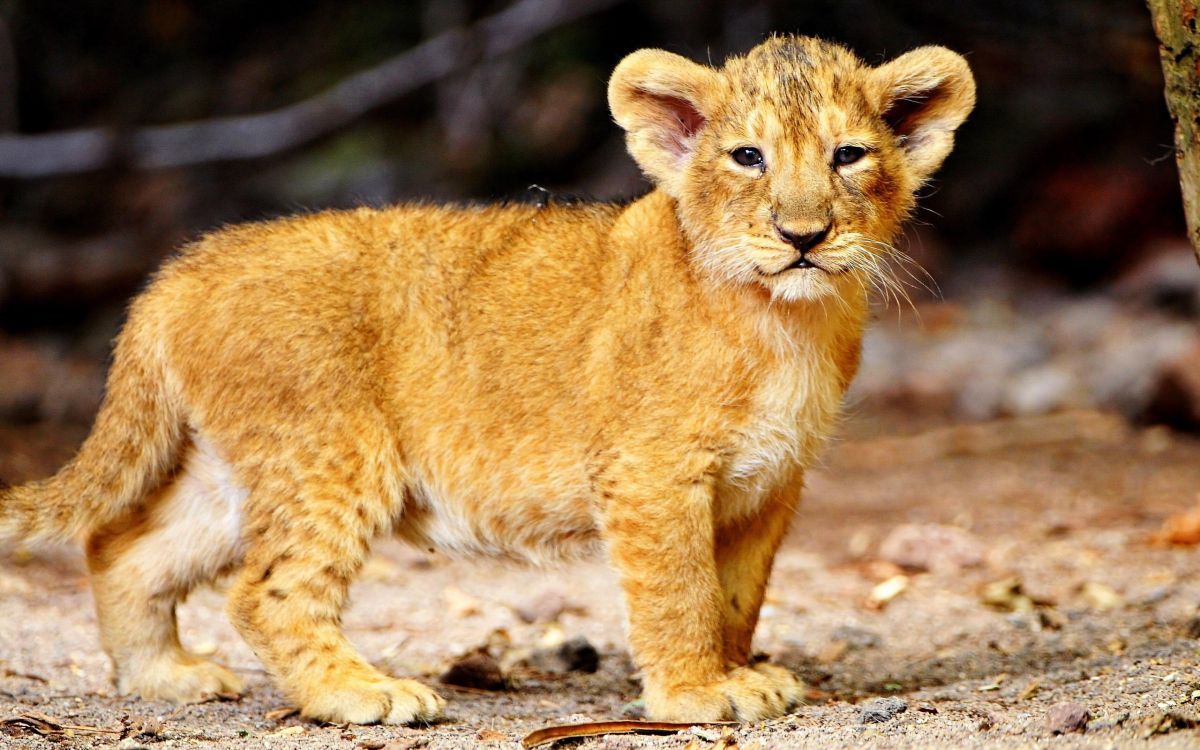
[608,49,721,198]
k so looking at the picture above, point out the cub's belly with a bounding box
[393,477,601,565]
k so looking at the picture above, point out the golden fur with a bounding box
[0,36,974,724]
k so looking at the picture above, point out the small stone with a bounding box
[687,727,722,742]
[1146,340,1200,430]
[859,697,908,724]
[524,635,600,674]
[1086,712,1129,732]
[127,716,163,738]
[1047,702,1090,734]
[1140,711,1199,737]
[439,651,507,690]
[879,523,985,573]
[1185,615,1200,639]
[619,698,646,718]
[829,625,882,650]
[514,591,569,624]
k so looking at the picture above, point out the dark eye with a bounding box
[731,147,764,168]
[834,145,866,166]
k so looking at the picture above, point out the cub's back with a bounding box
[135,201,628,431]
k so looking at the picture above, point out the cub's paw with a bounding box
[750,662,805,708]
[300,676,445,725]
[118,655,245,703]
[645,666,801,723]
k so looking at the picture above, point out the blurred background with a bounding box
[0,0,1197,433]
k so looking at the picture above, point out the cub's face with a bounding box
[609,36,975,302]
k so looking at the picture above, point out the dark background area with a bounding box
[0,0,1196,428]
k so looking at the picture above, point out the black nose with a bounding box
[776,223,830,252]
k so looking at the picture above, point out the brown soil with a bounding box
[2,411,1200,749]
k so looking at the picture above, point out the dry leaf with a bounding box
[443,586,481,617]
[1019,679,1041,700]
[265,706,299,721]
[866,575,908,610]
[978,673,1008,691]
[980,577,1035,613]
[521,720,736,748]
[0,711,121,737]
[1080,581,1124,610]
[477,728,507,741]
[271,725,305,737]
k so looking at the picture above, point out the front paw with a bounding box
[299,674,445,725]
[644,665,802,722]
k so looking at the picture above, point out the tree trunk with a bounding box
[1148,0,1200,260]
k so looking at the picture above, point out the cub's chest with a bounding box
[718,359,845,520]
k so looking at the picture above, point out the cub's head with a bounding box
[609,36,975,303]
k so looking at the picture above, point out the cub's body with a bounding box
[145,195,855,564]
[1,36,974,725]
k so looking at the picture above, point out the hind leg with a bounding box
[225,429,443,725]
[85,438,245,702]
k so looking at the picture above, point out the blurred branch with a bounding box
[0,0,624,178]
[1147,0,1200,260]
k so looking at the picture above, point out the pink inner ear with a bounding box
[882,81,946,139]
[654,94,706,157]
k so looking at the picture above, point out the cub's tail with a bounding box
[0,317,184,543]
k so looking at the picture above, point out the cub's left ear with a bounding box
[869,46,976,180]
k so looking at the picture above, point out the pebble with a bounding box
[878,523,985,573]
[830,625,882,649]
[859,697,908,724]
[1085,712,1129,732]
[1046,702,1090,734]
[439,651,507,690]
[619,698,646,718]
[524,635,600,674]
[1184,615,1200,639]
[514,590,569,624]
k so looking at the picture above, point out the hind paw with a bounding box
[117,653,244,703]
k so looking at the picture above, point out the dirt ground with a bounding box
[3,409,1200,749]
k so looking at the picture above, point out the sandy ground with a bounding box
[3,411,1200,749]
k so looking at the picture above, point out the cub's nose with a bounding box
[776,223,830,252]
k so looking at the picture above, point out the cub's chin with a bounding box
[762,265,852,304]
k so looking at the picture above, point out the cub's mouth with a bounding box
[787,255,822,271]
[763,256,847,276]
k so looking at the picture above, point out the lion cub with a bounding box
[0,36,973,724]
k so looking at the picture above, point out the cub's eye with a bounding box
[834,145,867,166]
[731,147,764,168]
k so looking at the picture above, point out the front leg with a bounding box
[716,488,799,666]
[597,459,798,722]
